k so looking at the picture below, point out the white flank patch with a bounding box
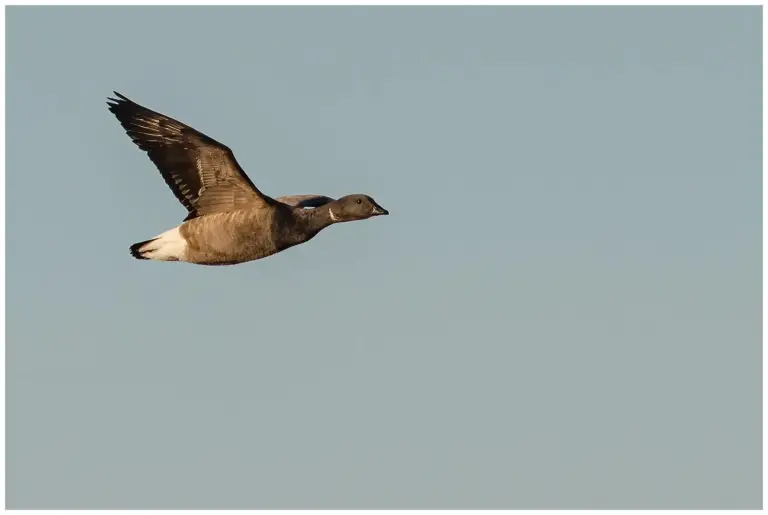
[141,226,188,261]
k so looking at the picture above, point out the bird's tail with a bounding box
[129,238,156,260]
[129,227,186,262]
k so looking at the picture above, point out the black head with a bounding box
[330,194,389,222]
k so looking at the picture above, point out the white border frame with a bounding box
[0,1,763,513]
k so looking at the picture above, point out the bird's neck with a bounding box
[302,203,339,233]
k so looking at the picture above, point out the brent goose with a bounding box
[106,92,388,266]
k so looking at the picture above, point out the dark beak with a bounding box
[372,204,389,216]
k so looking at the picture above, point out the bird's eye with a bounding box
[356,199,362,205]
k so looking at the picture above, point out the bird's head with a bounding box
[328,194,389,223]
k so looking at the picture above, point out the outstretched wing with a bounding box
[107,92,276,220]
[276,194,335,208]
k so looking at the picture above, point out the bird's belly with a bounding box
[178,212,307,265]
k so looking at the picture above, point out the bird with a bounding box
[106,92,389,266]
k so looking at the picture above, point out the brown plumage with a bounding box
[107,92,388,266]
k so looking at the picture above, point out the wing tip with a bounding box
[106,91,132,109]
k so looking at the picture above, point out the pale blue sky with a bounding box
[6,6,762,509]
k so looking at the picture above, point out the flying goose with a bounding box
[106,92,389,266]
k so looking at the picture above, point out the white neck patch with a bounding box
[329,208,339,222]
